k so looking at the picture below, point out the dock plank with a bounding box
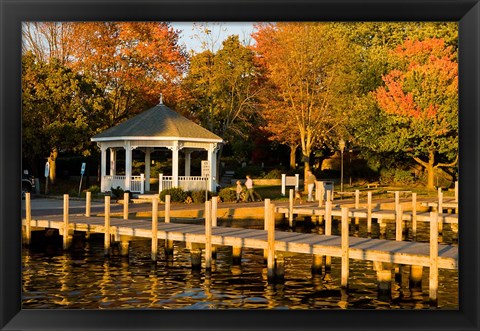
[24,215,457,270]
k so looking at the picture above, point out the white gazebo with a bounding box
[91,99,223,194]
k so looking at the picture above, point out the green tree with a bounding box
[182,35,263,165]
[22,52,106,182]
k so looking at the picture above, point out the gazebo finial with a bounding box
[158,93,163,105]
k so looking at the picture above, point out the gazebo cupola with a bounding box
[91,98,223,194]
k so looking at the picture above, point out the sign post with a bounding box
[201,160,210,201]
[44,161,50,194]
[78,162,86,197]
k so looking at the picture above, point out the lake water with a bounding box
[22,220,458,309]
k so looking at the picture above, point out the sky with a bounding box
[170,22,256,54]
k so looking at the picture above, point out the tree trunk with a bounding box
[289,145,296,170]
[414,152,436,190]
[48,148,58,184]
[426,160,435,190]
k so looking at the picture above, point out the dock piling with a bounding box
[211,197,218,259]
[341,207,349,289]
[288,189,294,227]
[325,198,332,274]
[205,200,212,270]
[267,202,276,282]
[354,190,360,226]
[104,196,111,256]
[396,204,403,241]
[409,265,423,290]
[25,192,32,246]
[429,211,439,306]
[263,198,271,263]
[164,195,174,257]
[437,189,443,234]
[412,193,417,240]
[367,191,372,235]
[63,194,71,250]
[123,192,129,220]
[85,191,91,217]
[151,197,159,261]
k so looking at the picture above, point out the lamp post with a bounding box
[339,139,345,192]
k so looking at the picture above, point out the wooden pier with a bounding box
[22,192,458,305]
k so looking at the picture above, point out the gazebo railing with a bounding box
[159,174,208,192]
[104,174,145,193]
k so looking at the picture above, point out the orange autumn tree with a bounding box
[374,38,458,189]
[65,22,188,127]
[254,23,355,180]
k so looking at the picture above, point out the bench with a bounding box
[366,182,379,188]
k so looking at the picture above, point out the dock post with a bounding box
[317,181,323,207]
[412,193,417,240]
[63,194,72,250]
[311,254,323,275]
[119,236,130,256]
[267,202,276,282]
[396,204,403,241]
[288,189,294,227]
[354,190,360,226]
[123,192,129,220]
[429,211,439,306]
[341,207,349,289]
[324,197,332,274]
[85,191,91,217]
[437,188,443,234]
[205,200,212,270]
[232,246,242,265]
[211,196,218,259]
[263,198,271,263]
[151,197,159,261]
[275,252,285,282]
[104,196,111,256]
[409,265,423,290]
[189,245,202,271]
[377,270,392,301]
[164,195,174,257]
[367,191,372,236]
[24,192,32,246]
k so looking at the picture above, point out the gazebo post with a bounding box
[185,150,191,177]
[172,141,179,187]
[100,144,107,192]
[144,148,151,192]
[109,148,116,176]
[124,141,132,191]
[208,143,218,192]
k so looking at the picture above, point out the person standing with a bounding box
[245,175,255,202]
[305,170,317,202]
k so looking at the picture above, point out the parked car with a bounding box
[22,172,36,194]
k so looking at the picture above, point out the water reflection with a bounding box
[22,219,458,310]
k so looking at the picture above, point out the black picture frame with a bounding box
[1,0,479,330]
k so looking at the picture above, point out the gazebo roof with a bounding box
[91,103,222,143]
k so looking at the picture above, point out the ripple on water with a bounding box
[22,225,458,310]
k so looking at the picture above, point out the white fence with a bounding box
[104,174,145,193]
[159,174,208,192]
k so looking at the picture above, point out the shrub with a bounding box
[160,187,188,203]
[263,169,283,179]
[87,185,101,195]
[218,187,237,202]
[191,190,213,204]
[380,168,415,185]
[110,186,125,198]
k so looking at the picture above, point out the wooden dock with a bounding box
[22,192,458,305]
